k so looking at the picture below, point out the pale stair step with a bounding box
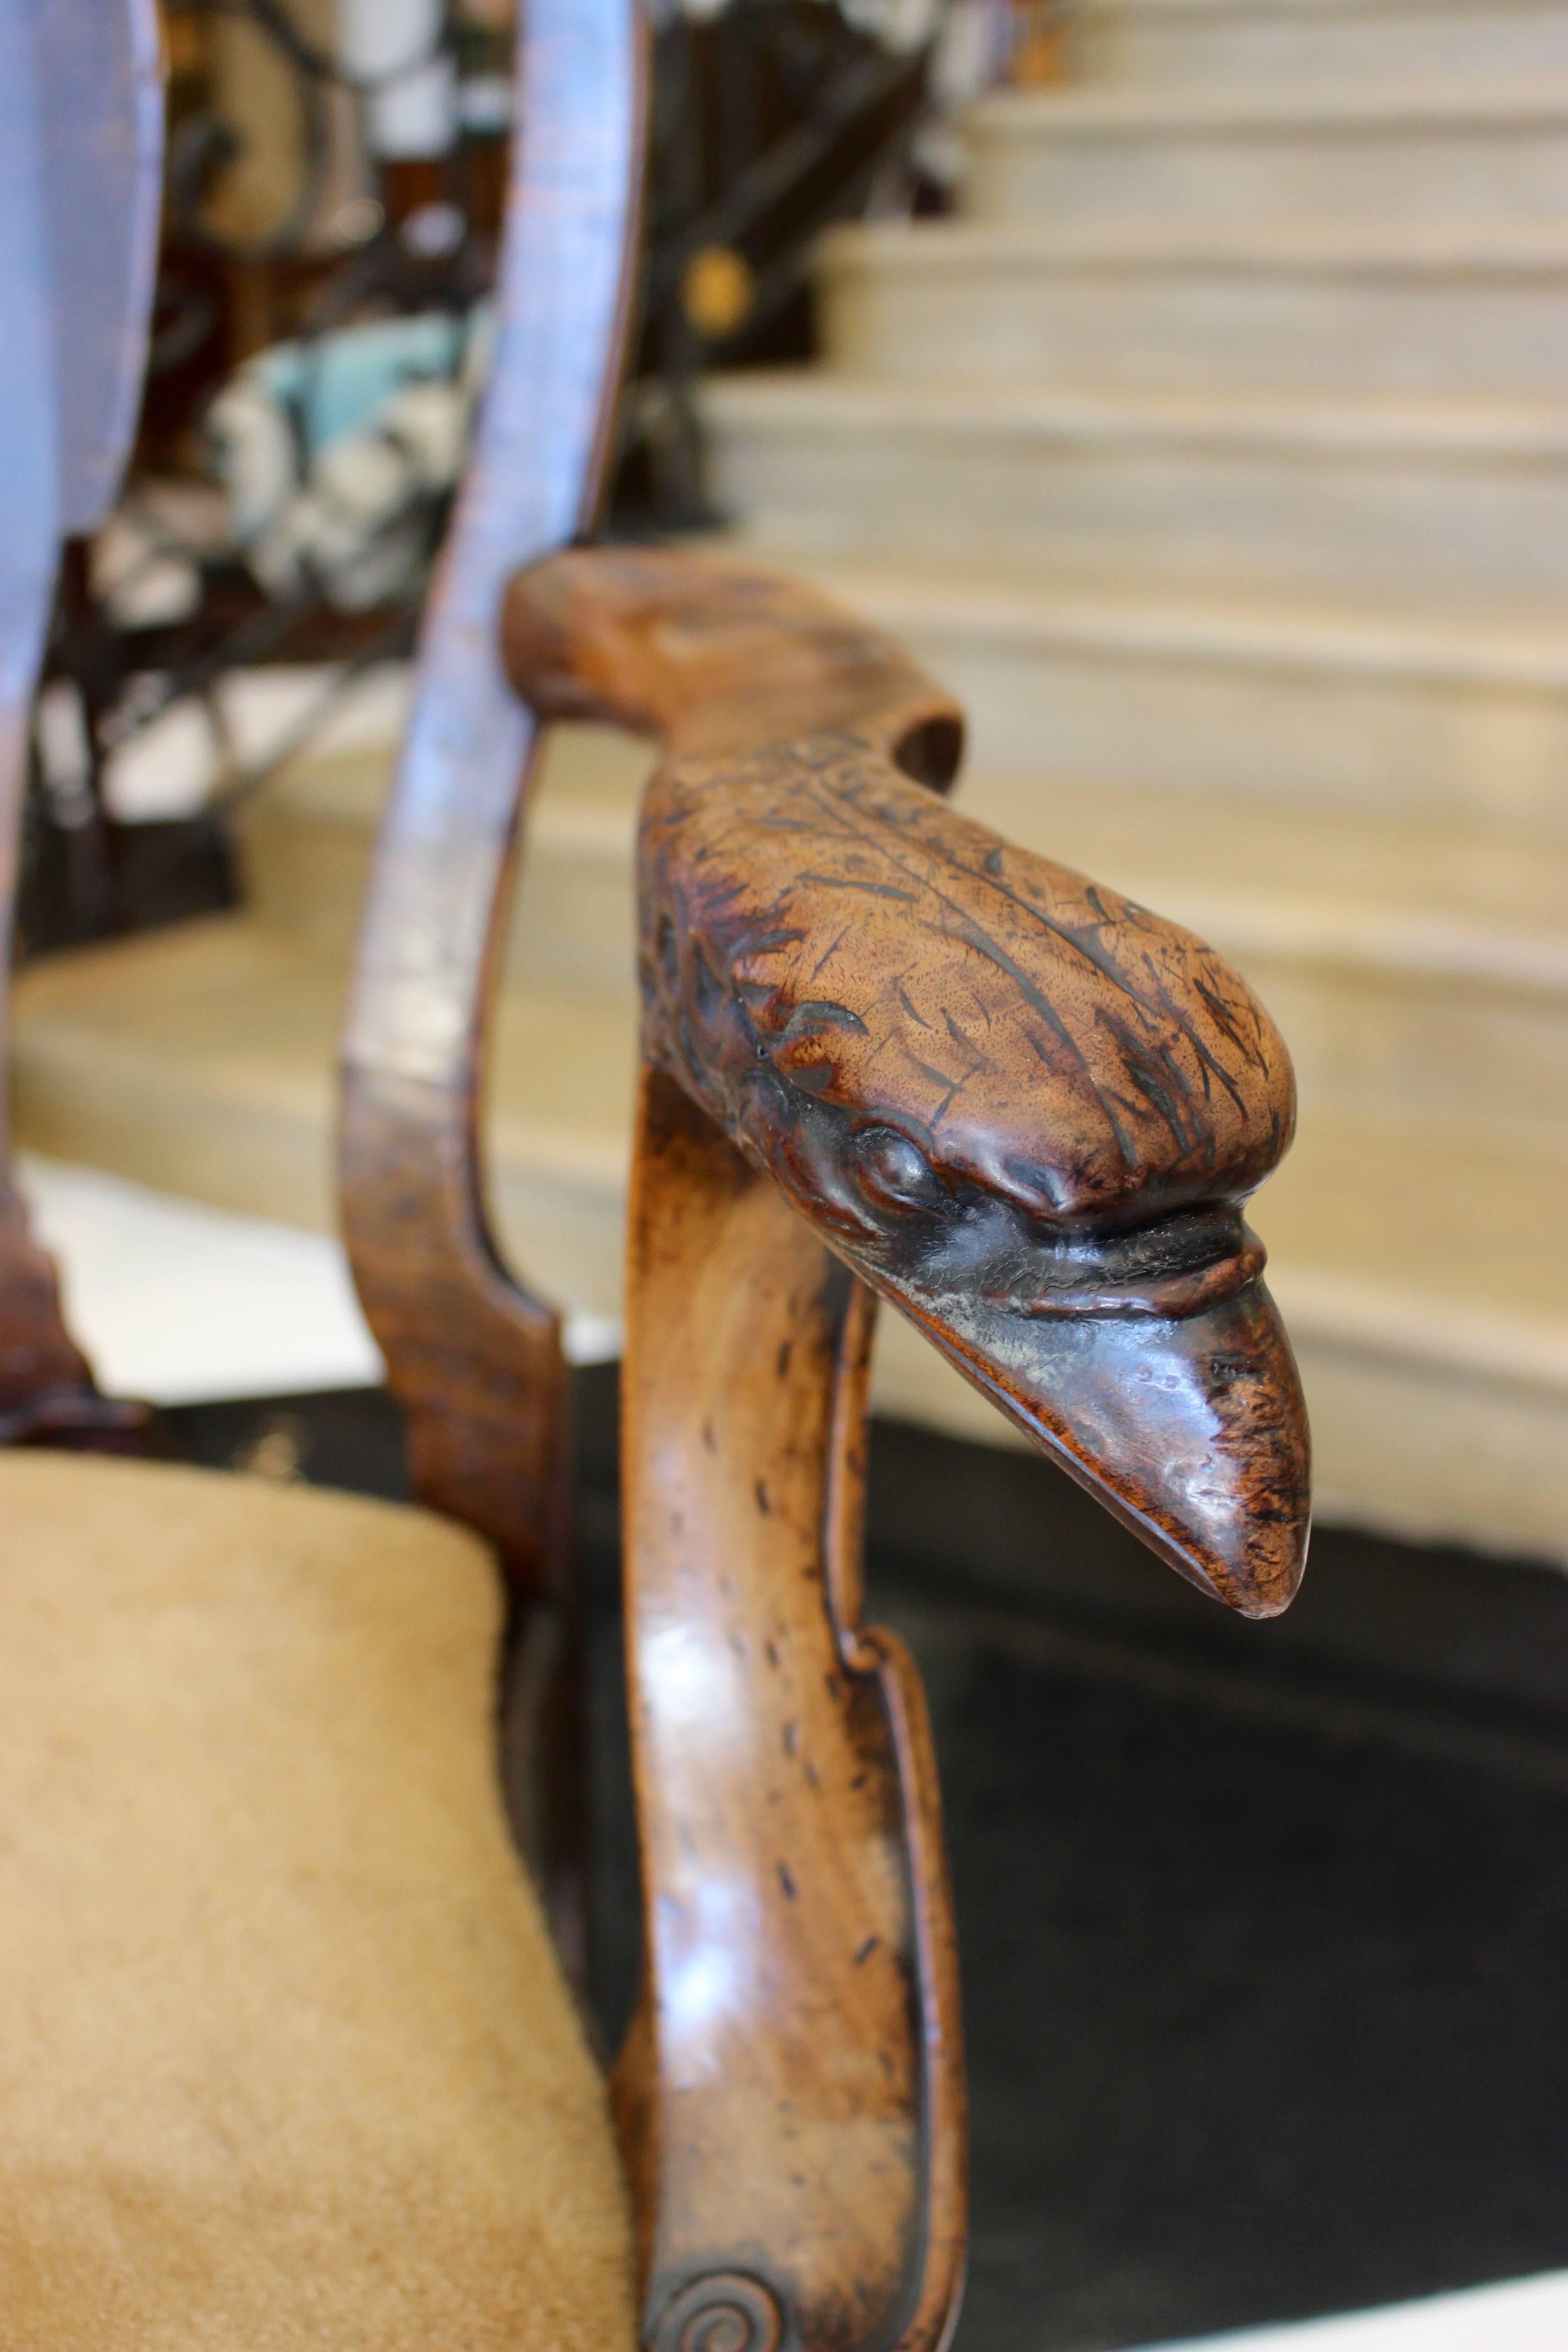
[12,901,1567,1568]
[965,79,1568,228]
[1068,0,1568,90]
[703,374,1568,622]
[818,219,1568,397]
[1246,1117,1568,1563]
[801,564,1568,831]
[234,718,652,998]
[237,583,1568,844]
[10,919,640,1332]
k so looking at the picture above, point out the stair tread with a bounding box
[1259,1111,1568,1365]
[235,646,1568,968]
[789,554,1568,687]
[1077,0,1542,19]
[974,72,1568,137]
[705,368,1568,457]
[11,918,639,1191]
[955,777,1568,970]
[973,73,1568,137]
[823,213,1568,272]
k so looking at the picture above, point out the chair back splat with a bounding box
[340,0,644,1590]
[337,0,645,1977]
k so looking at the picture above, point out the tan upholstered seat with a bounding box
[0,1452,634,2349]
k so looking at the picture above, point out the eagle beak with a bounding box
[888,1263,1311,1619]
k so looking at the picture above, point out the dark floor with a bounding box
[171,1379,1568,2352]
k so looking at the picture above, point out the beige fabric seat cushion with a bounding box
[0,1451,634,2349]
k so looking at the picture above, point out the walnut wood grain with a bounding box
[336,0,645,1971]
[503,546,1312,1619]
[340,0,644,1593]
[616,1068,965,2352]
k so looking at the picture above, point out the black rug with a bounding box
[169,1379,1568,2351]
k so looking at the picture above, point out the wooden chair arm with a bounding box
[501,541,1309,2352]
[501,542,965,782]
[339,6,644,1602]
[503,543,1310,1622]
[499,550,972,2350]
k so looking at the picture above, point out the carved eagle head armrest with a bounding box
[505,547,1311,1621]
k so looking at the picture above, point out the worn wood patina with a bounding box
[499,541,1310,2352]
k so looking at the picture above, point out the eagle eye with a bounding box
[856,1127,942,1210]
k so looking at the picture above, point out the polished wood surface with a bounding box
[504,546,1312,1619]
[616,1069,964,2352]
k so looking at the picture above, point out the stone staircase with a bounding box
[13,0,1567,1563]
[696,0,1568,1562]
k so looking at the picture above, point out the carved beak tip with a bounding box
[915,1271,1312,1622]
[1066,1276,1313,1622]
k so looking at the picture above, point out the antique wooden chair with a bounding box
[0,2,1310,2342]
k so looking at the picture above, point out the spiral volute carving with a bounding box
[648,2270,786,2352]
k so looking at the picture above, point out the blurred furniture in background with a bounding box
[2,2,1323,2338]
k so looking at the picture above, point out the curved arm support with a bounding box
[336,0,644,1977]
[617,1070,965,2352]
[501,542,1310,2352]
[504,552,975,2350]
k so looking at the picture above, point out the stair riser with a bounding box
[821,245,1568,397]
[1229,955,1568,1158]
[891,615,1568,831]
[1067,2,1568,88]
[11,1039,632,1329]
[708,411,1568,622]
[967,117,1568,230]
[231,633,1568,846]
